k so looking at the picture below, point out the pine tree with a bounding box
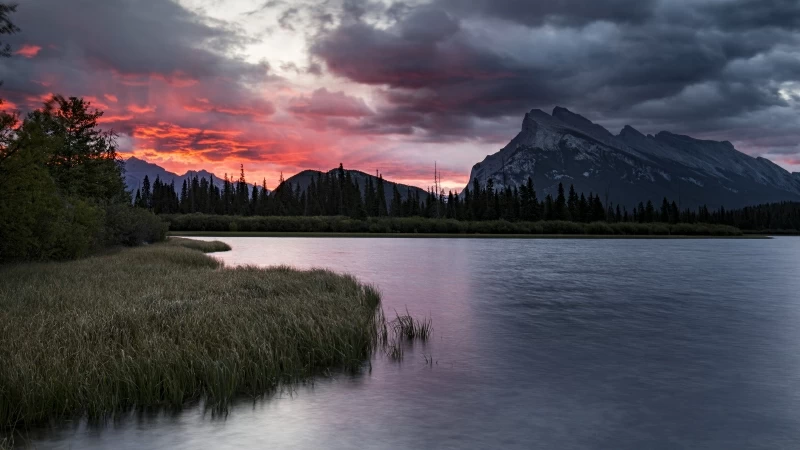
[567,184,578,220]
[660,197,670,223]
[555,183,568,220]
[140,175,151,209]
[376,175,388,217]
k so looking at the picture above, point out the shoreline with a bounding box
[170,231,772,239]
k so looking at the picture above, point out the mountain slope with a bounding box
[124,157,225,193]
[465,107,800,209]
[283,168,430,206]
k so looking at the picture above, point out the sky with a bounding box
[2,0,799,191]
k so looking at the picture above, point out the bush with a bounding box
[104,204,168,247]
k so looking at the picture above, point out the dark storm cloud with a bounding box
[438,0,659,26]
[703,0,800,30]
[310,0,800,157]
[0,0,273,105]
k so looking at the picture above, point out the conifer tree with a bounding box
[555,183,568,220]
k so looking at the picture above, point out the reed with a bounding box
[0,239,382,433]
[392,310,433,341]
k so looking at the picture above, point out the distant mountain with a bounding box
[123,157,225,193]
[465,107,800,209]
[283,168,430,206]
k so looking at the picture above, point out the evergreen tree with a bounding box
[140,175,151,209]
[567,184,579,220]
[555,183,568,220]
[376,175,388,217]
[660,198,670,223]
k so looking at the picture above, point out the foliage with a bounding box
[0,3,19,59]
[22,95,129,204]
[0,92,165,262]
[163,214,743,236]
[147,167,792,233]
[104,204,168,247]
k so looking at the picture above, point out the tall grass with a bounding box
[166,237,232,253]
[162,214,744,236]
[0,239,382,434]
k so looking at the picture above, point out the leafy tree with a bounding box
[22,95,128,203]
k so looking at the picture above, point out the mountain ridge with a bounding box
[124,157,226,194]
[465,107,800,209]
[282,168,430,207]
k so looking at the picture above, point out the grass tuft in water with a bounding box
[392,309,433,341]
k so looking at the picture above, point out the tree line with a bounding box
[134,166,800,232]
[132,164,431,219]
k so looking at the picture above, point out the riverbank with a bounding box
[172,231,768,239]
[0,238,382,438]
[162,214,745,237]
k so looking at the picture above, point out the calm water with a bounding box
[27,237,800,449]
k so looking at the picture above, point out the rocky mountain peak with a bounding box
[465,107,800,209]
[618,125,645,139]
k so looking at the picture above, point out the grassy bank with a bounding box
[172,231,766,239]
[162,214,744,237]
[0,239,382,434]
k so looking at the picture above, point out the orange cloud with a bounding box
[83,96,110,110]
[14,45,42,58]
[128,104,156,114]
[97,114,135,124]
[182,98,275,117]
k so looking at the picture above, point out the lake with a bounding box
[28,237,800,449]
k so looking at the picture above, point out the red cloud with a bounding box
[14,45,42,58]
[128,104,156,114]
[111,69,199,88]
[104,94,119,103]
[182,98,275,117]
[0,100,18,111]
[83,96,110,110]
[97,114,135,124]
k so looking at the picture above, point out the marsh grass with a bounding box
[0,240,382,435]
[392,310,433,341]
[166,237,232,253]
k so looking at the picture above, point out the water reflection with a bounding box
[24,237,800,449]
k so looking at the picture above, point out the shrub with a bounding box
[104,204,168,247]
[160,214,743,237]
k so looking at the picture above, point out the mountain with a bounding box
[465,107,800,209]
[124,157,225,193]
[283,168,430,206]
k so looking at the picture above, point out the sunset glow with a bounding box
[3,0,799,191]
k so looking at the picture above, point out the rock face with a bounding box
[124,157,226,193]
[465,107,800,209]
[284,169,430,206]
